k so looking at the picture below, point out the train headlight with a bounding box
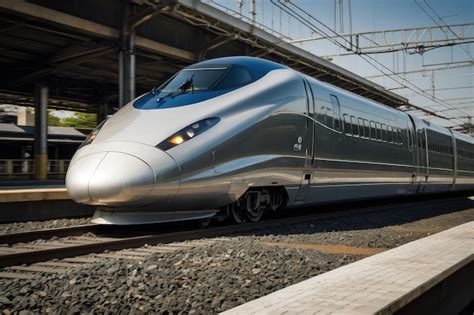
[157,117,220,150]
[79,120,106,149]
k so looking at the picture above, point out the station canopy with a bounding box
[0,0,409,114]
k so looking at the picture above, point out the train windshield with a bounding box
[134,64,255,109]
[159,67,228,93]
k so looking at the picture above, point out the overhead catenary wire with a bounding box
[273,0,470,127]
[416,0,474,61]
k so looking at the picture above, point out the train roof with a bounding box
[452,129,474,144]
[187,56,287,79]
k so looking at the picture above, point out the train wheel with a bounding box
[244,207,264,222]
[197,218,212,229]
[229,204,246,224]
[243,191,264,222]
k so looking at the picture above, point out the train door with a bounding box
[303,78,315,168]
[448,129,457,191]
[406,120,417,194]
[294,78,315,203]
[416,127,429,194]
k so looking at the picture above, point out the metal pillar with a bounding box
[119,0,135,107]
[97,104,108,124]
[34,84,48,180]
[249,0,256,25]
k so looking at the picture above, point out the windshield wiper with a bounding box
[155,75,194,102]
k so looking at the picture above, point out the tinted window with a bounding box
[387,126,393,143]
[326,106,333,129]
[344,114,352,135]
[351,116,359,136]
[358,118,365,138]
[364,120,370,138]
[370,121,376,139]
[159,68,228,92]
[375,122,382,140]
[329,95,341,132]
[381,124,387,142]
[215,66,253,89]
[317,105,330,127]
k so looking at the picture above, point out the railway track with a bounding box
[0,195,470,271]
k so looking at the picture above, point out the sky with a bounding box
[208,0,474,129]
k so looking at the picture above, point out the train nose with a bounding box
[66,151,155,205]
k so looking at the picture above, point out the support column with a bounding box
[34,84,48,180]
[97,103,108,124]
[119,0,135,107]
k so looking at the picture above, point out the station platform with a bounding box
[223,221,474,315]
[0,186,69,203]
[0,183,94,223]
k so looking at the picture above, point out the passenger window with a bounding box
[370,121,376,140]
[364,120,370,139]
[358,118,365,138]
[329,95,341,132]
[344,114,352,135]
[393,127,398,144]
[381,124,388,142]
[317,105,327,126]
[387,126,393,143]
[326,106,333,129]
[351,116,359,137]
[375,122,381,141]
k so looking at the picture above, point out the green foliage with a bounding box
[47,111,97,129]
[61,113,97,129]
[47,110,62,126]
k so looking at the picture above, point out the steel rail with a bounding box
[0,195,470,268]
[0,224,105,245]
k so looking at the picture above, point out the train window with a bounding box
[343,114,352,135]
[329,95,342,132]
[215,65,253,89]
[375,122,381,141]
[387,126,394,143]
[158,67,228,93]
[369,121,376,140]
[317,105,327,126]
[317,102,339,131]
[351,116,359,136]
[363,119,370,139]
[381,124,388,142]
[358,118,365,138]
[326,106,333,129]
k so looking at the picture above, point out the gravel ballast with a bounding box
[0,197,473,313]
[0,217,91,235]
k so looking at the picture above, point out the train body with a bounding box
[65,57,474,224]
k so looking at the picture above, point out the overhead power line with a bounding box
[415,0,474,60]
[286,22,474,55]
[272,0,470,126]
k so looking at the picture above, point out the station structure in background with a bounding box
[0,0,470,180]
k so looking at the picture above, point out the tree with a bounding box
[61,113,97,129]
[47,110,62,126]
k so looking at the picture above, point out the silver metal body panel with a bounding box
[65,57,474,225]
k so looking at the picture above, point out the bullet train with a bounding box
[66,56,474,225]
